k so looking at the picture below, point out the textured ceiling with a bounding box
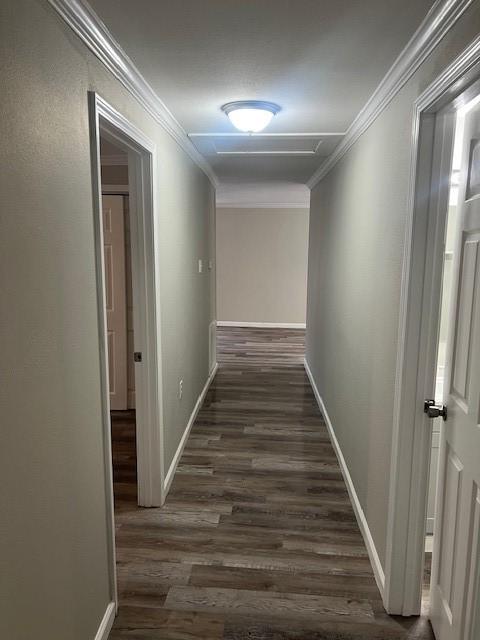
[88,0,434,184]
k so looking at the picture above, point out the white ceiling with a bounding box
[88,0,434,185]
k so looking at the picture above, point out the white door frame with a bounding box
[384,36,480,616]
[88,92,164,602]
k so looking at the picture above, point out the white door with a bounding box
[430,101,480,640]
[102,194,128,410]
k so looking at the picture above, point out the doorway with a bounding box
[383,44,480,640]
[100,140,138,505]
[424,89,480,640]
[89,93,164,610]
[421,92,480,631]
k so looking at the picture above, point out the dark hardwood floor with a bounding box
[111,409,137,506]
[109,327,434,639]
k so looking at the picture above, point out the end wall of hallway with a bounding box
[216,207,309,326]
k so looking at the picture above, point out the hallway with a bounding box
[109,328,433,639]
[6,2,480,637]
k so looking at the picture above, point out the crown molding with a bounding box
[307,0,474,189]
[216,202,310,209]
[47,0,219,187]
[216,182,310,209]
[48,0,471,191]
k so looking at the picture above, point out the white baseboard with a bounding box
[94,602,116,640]
[209,320,217,374]
[163,363,219,495]
[304,358,386,597]
[217,321,306,329]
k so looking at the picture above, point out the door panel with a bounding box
[464,485,480,640]
[102,194,128,410]
[430,100,480,640]
[451,236,479,401]
[426,429,440,535]
[438,447,463,614]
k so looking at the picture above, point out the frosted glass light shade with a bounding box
[227,108,273,133]
[222,101,280,133]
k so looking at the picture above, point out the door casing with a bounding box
[89,92,165,606]
[384,36,480,616]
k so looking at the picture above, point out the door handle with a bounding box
[424,399,447,421]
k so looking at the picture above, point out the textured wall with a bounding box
[306,1,480,568]
[216,207,309,324]
[0,0,215,637]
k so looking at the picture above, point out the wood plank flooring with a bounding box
[109,327,434,639]
[111,409,137,506]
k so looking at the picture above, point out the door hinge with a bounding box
[134,352,142,363]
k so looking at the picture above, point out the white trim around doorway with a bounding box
[88,91,165,606]
[384,35,480,616]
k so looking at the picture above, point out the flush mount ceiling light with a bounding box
[221,101,281,133]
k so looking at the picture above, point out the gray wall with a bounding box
[306,1,480,569]
[217,207,309,324]
[101,163,129,185]
[0,0,215,638]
